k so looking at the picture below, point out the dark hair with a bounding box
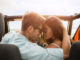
[21,12,45,31]
[44,16,64,44]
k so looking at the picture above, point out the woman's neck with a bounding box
[53,40,62,47]
[45,40,62,48]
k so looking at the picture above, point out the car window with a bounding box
[72,19,80,38]
[8,20,22,32]
[61,21,68,30]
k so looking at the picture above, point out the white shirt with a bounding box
[1,32,63,60]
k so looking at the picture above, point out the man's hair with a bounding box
[21,12,45,31]
[43,16,64,44]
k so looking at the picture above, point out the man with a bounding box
[1,12,69,60]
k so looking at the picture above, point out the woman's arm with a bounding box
[62,27,71,59]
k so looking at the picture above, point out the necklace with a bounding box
[51,43,60,48]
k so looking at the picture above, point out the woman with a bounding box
[42,16,71,59]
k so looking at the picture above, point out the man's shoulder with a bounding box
[47,48,63,53]
[46,48,63,57]
[3,32,27,41]
[4,32,19,38]
[1,32,29,44]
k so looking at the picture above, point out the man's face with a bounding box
[29,25,42,43]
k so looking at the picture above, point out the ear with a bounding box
[27,26,34,33]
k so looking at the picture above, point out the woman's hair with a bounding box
[43,16,64,44]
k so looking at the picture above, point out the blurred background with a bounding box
[0,0,80,37]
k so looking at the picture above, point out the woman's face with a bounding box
[43,24,53,40]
